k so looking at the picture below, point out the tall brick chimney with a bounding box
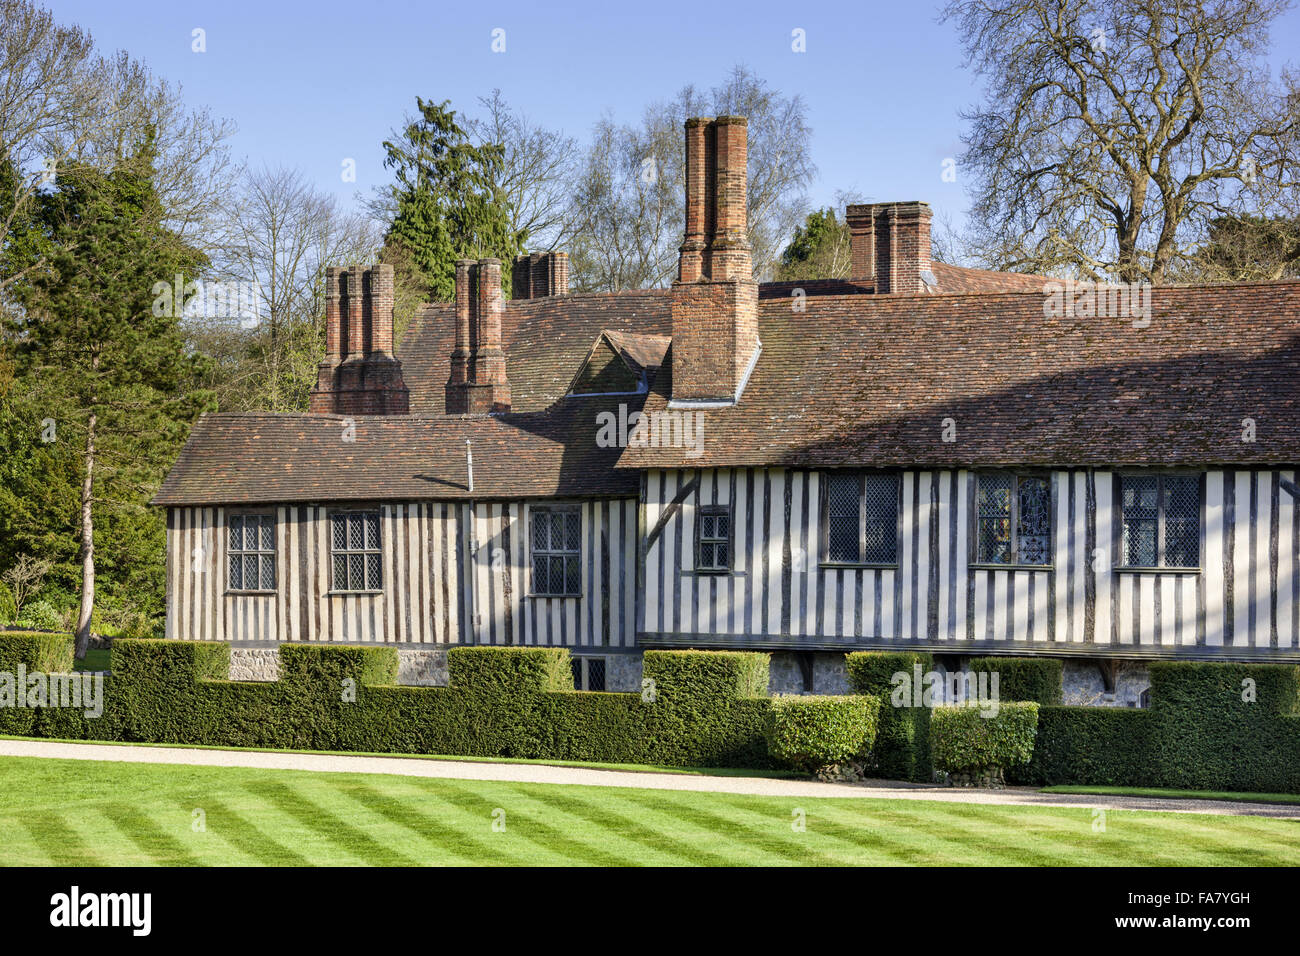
[309,263,409,415]
[670,116,759,405]
[511,251,569,299]
[845,202,933,294]
[446,258,512,414]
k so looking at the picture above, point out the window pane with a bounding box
[716,543,729,569]
[551,512,565,548]
[260,554,275,590]
[571,658,583,690]
[564,511,581,551]
[827,474,859,519]
[978,475,1013,518]
[863,475,898,563]
[1124,519,1158,566]
[714,511,729,539]
[332,514,346,551]
[228,553,242,589]
[699,542,715,569]
[366,553,381,590]
[244,520,259,551]
[244,554,259,588]
[228,516,242,551]
[1017,477,1051,565]
[828,516,860,562]
[532,554,547,591]
[365,514,380,550]
[700,514,714,539]
[587,658,606,692]
[348,516,364,551]
[333,554,346,589]
[257,516,272,551]
[1122,476,1158,517]
[551,556,566,595]
[348,554,364,590]
[978,517,1012,564]
[565,555,581,594]
[1164,476,1200,567]
[532,512,548,551]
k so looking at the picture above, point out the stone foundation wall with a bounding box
[766,652,853,695]
[226,646,449,686]
[1062,659,1149,708]
[605,654,642,693]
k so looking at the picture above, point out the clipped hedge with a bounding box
[967,656,1062,705]
[1011,706,1152,787]
[0,635,781,769]
[765,694,880,772]
[846,650,933,781]
[448,646,573,694]
[931,702,1039,776]
[0,631,74,673]
[1005,660,1300,793]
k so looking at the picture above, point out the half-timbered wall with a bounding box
[641,468,1299,655]
[166,499,638,648]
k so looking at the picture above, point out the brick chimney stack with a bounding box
[845,202,933,294]
[670,116,759,405]
[446,258,512,414]
[309,263,409,415]
[511,251,569,299]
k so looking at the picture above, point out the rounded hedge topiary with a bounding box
[765,694,880,773]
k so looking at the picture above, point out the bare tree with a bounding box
[944,0,1300,283]
[199,165,381,411]
[0,0,236,301]
[568,66,816,291]
[472,89,580,252]
[2,552,52,622]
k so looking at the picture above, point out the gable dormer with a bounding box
[568,330,670,396]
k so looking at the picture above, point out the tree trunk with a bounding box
[74,409,96,660]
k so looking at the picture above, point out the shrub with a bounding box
[642,650,773,767]
[13,600,62,632]
[846,650,933,781]
[967,656,1062,705]
[931,702,1039,776]
[765,694,880,772]
[0,582,15,625]
[1011,706,1152,786]
[448,646,573,694]
[0,632,74,673]
[280,644,397,687]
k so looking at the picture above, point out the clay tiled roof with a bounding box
[616,281,1300,469]
[158,274,1300,505]
[152,403,641,505]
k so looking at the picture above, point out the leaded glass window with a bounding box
[823,473,900,564]
[696,506,731,572]
[227,514,275,591]
[1121,475,1200,568]
[976,474,1051,565]
[330,511,382,591]
[531,506,581,596]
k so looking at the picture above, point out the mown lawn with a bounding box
[2,756,1297,866]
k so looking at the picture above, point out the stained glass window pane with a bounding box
[977,475,1013,562]
[1017,477,1051,565]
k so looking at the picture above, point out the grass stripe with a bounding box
[11,811,102,866]
[334,780,505,866]
[239,780,420,867]
[197,799,312,866]
[99,802,203,867]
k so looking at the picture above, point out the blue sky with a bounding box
[43,0,1300,237]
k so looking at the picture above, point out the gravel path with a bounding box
[2,738,1296,819]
